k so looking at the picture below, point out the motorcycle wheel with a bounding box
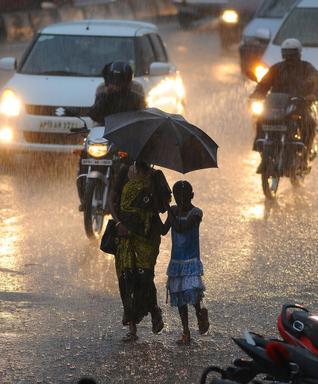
[262,173,280,200]
[83,179,106,239]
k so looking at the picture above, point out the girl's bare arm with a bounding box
[168,206,202,233]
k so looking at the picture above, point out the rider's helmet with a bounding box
[281,38,302,60]
[102,61,133,88]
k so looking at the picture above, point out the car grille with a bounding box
[25,105,90,117]
[23,131,84,145]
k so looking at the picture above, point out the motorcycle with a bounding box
[71,118,127,239]
[251,93,317,199]
[201,304,318,384]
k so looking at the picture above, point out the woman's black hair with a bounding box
[173,180,193,201]
[135,161,150,174]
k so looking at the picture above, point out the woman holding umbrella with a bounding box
[110,161,170,342]
[106,108,218,342]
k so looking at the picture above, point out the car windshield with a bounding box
[274,8,318,47]
[256,0,297,18]
[19,34,136,77]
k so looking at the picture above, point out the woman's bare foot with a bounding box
[122,322,138,342]
[122,332,138,342]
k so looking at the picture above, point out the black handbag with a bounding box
[100,219,118,255]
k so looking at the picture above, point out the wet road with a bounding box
[1,21,318,384]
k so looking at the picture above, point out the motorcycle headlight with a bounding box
[0,89,22,117]
[254,64,269,83]
[221,9,239,24]
[251,100,264,116]
[87,143,108,158]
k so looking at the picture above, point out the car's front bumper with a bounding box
[0,113,89,155]
[0,140,83,154]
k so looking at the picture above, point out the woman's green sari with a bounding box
[115,174,162,324]
[115,175,161,277]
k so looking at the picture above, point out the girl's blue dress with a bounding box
[167,207,205,307]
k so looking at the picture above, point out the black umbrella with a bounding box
[104,108,218,173]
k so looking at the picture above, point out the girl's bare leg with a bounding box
[194,299,201,318]
[177,305,190,345]
[194,299,209,334]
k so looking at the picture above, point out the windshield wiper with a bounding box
[36,70,91,76]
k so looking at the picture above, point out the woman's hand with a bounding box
[117,222,128,237]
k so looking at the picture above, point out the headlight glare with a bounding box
[175,74,186,100]
[0,89,21,117]
[87,143,108,158]
[254,64,269,83]
[147,76,186,113]
[222,9,239,24]
[0,126,14,142]
[251,100,264,116]
[87,143,108,157]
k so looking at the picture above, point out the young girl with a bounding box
[162,180,209,345]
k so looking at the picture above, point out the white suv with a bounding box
[0,19,185,156]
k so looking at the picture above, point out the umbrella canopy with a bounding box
[104,108,218,174]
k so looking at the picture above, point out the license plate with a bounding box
[39,120,82,131]
[262,124,287,132]
[81,159,112,166]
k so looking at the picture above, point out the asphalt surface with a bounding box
[1,20,318,384]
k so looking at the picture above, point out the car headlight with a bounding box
[175,74,186,101]
[254,64,269,83]
[221,9,239,24]
[251,100,264,116]
[0,126,14,142]
[87,142,108,158]
[0,89,22,117]
[147,76,186,114]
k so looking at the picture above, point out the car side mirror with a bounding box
[255,28,271,42]
[0,57,17,71]
[149,62,171,77]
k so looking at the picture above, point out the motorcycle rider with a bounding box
[250,38,318,170]
[77,60,146,209]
